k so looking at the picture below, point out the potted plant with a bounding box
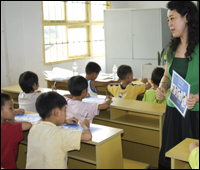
[157,48,165,65]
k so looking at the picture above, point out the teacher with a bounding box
[156,1,199,169]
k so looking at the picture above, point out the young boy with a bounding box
[26,91,92,169]
[18,71,56,113]
[107,65,151,99]
[66,75,112,123]
[142,67,170,104]
[85,62,121,95]
[1,93,32,169]
[18,71,42,112]
[189,142,199,169]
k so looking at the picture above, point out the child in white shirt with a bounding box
[85,62,121,95]
[18,71,42,112]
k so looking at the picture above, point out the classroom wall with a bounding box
[111,1,197,9]
[1,1,197,88]
[1,1,106,88]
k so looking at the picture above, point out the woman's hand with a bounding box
[186,94,198,109]
[156,87,166,100]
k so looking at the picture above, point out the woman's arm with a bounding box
[156,62,171,100]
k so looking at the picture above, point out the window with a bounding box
[42,1,111,64]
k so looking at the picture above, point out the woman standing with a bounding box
[156,1,199,169]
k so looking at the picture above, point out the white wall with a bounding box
[1,1,197,88]
[111,1,197,9]
[1,1,105,88]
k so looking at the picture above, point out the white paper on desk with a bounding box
[15,114,41,124]
[58,123,101,133]
[80,72,114,80]
[43,67,73,81]
[82,96,106,104]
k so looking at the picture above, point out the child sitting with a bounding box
[18,71,55,112]
[189,142,199,169]
[1,93,32,169]
[66,76,112,123]
[142,67,170,104]
[85,62,121,95]
[107,65,151,99]
[18,71,42,112]
[26,91,92,169]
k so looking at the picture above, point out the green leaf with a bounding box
[157,51,161,65]
[160,48,165,58]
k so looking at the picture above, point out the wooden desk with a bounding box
[2,85,164,167]
[166,138,199,169]
[93,97,166,167]
[45,78,145,96]
[16,111,124,169]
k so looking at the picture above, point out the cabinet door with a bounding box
[104,10,132,59]
[132,59,158,78]
[132,9,161,59]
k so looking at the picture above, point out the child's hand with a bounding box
[105,95,112,101]
[35,90,41,93]
[51,85,57,91]
[141,77,148,84]
[65,117,78,124]
[80,118,90,129]
[14,108,25,115]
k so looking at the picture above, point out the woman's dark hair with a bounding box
[35,92,67,119]
[151,67,165,86]
[1,93,12,110]
[117,65,133,80]
[166,1,199,62]
[19,71,39,93]
[68,76,88,96]
[85,62,101,74]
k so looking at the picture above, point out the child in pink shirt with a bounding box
[65,76,111,123]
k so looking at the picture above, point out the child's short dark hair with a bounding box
[117,65,133,80]
[19,71,39,93]
[35,92,67,119]
[85,62,101,74]
[151,67,165,86]
[68,76,88,96]
[1,93,12,110]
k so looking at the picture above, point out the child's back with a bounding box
[107,65,151,99]
[26,120,82,169]
[26,92,91,169]
[142,88,170,104]
[66,76,111,123]
[18,71,41,112]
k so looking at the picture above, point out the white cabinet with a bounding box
[104,8,171,77]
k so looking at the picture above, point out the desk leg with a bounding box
[159,115,164,151]
[96,135,123,169]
